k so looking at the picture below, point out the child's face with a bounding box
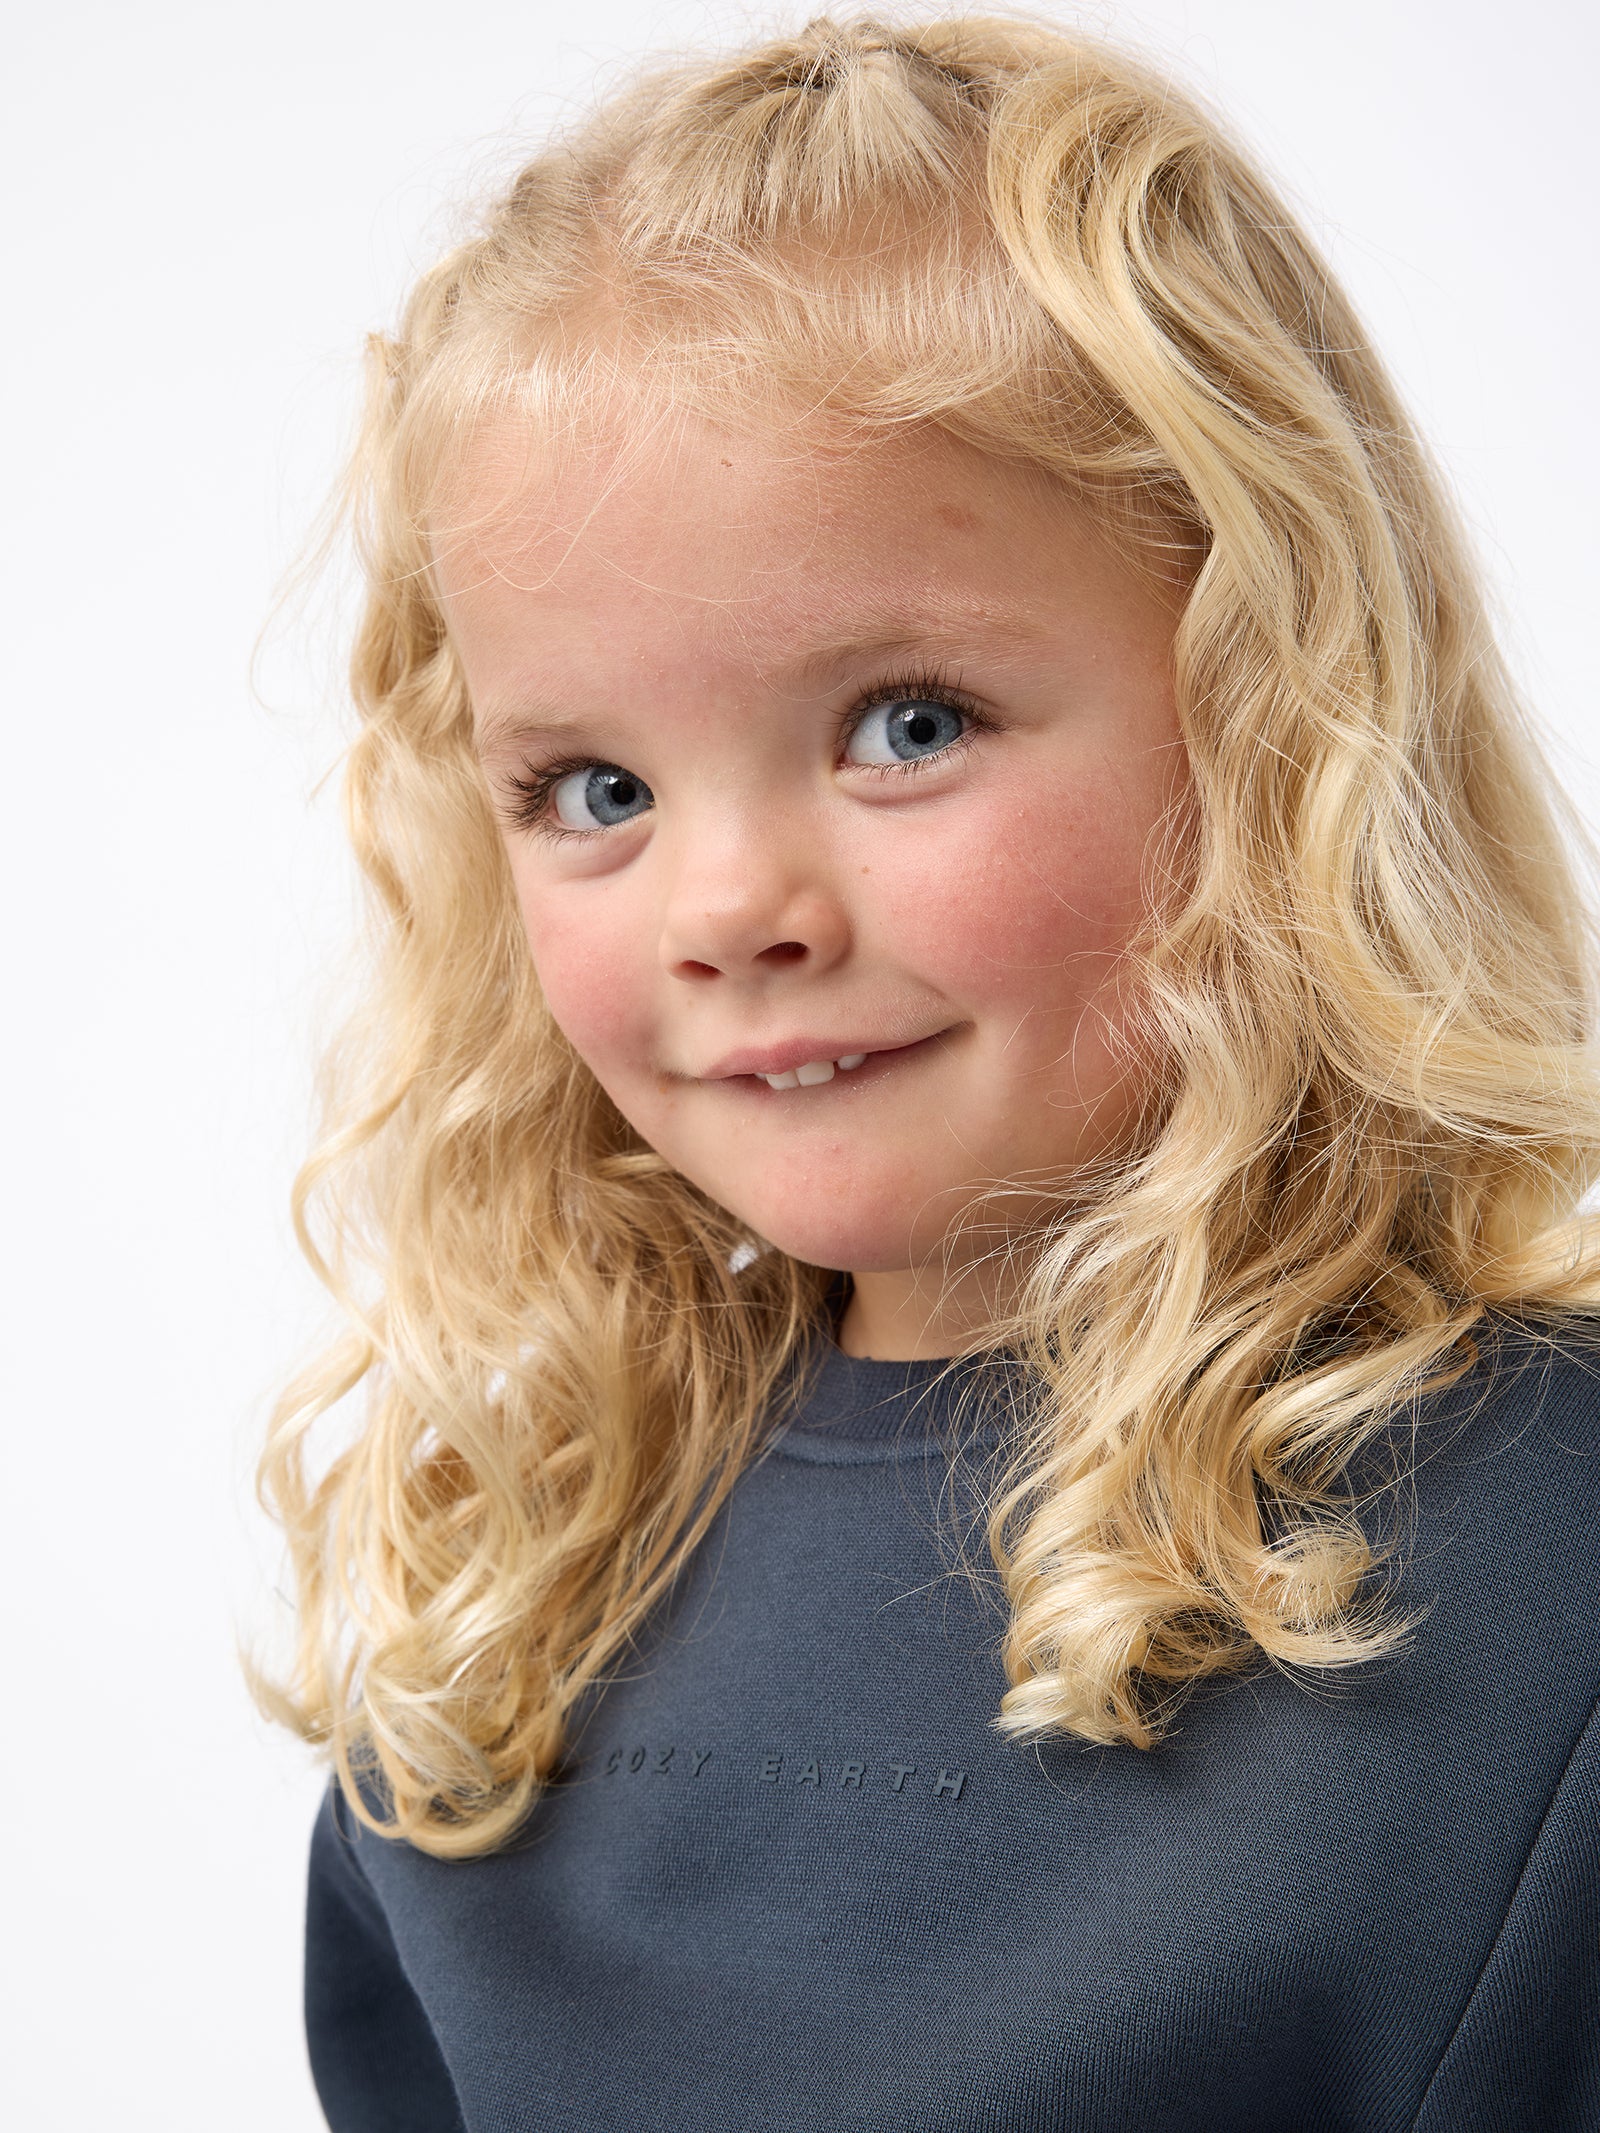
[440,397,1188,1315]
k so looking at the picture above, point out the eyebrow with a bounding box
[469,604,1049,759]
[781,598,1052,687]
[473,708,599,759]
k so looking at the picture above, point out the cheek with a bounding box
[514,872,653,1068]
[871,771,1153,1004]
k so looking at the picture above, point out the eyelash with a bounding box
[841,665,992,784]
[492,666,990,841]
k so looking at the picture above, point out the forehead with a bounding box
[427,385,1136,683]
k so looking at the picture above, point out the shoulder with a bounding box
[1340,1311,1600,1566]
[1399,1310,1600,1493]
[1360,1310,1600,1697]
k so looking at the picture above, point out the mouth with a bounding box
[704,1029,956,1093]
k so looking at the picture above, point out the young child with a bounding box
[260,15,1600,2129]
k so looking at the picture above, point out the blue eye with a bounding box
[551,763,654,831]
[845,697,968,768]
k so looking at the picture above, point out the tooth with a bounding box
[764,1069,800,1090]
[836,1054,866,1071]
[795,1060,835,1086]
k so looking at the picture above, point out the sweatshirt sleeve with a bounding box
[1410,1694,1600,2133]
[305,1784,467,2133]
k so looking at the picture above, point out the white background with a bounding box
[5,2,1596,2125]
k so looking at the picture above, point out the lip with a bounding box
[702,1030,952,1081]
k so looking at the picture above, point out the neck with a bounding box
[835,1257,1016,1360]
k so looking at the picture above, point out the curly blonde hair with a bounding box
[256,11,1600,1857]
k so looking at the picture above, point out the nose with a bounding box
[658,817,850,983]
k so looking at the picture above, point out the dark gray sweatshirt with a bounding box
[304,1322,1600,2130]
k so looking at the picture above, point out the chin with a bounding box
[730,1190,965,1278]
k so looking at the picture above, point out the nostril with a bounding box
[678,959,720,980]
[759,941,807,966]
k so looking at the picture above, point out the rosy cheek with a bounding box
[873,776,1148,1000]
[516,879,650,1069]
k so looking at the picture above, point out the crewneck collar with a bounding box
[777,1339,1015,1447]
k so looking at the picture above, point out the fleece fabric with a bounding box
[305,1321,1600,2131]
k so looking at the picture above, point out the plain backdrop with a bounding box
[5,1,1596,2125]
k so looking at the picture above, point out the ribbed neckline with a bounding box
[777,1340,1013,1447]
